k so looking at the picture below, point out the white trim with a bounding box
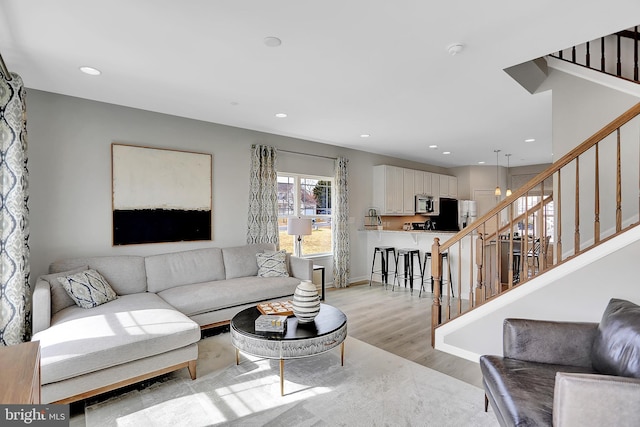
[546,56,640,98]
[434,225,640,362]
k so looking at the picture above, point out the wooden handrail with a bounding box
[439,102,640,253]
[430,100,640,345]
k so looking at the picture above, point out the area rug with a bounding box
[84,333,498,426]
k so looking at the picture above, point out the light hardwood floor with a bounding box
[326,281,484,388]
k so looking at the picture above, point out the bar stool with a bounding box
[421,252,454,298]
[393,248,422,294]
[369,246,397,288]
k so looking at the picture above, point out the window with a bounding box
[278,173,333,256]
[514,195,554,243]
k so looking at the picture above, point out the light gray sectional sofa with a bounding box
[31,243,312,404]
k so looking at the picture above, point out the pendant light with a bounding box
[494,149,501,196]
[505,154,512,197]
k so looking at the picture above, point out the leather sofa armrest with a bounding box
[32,279,52,336]
[553,372,640,427]
[503,318,598,367]
[288,255,313,281]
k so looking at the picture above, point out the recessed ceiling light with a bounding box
[79,66,101,76]
[275,113,287,118]
[442,151,451,155]
[429,145,438,149]
[360,134,370,138]
[478,161,486,164]
[525,138,535,142]
[264,36,282,47]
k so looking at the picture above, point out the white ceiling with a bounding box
[1,1,639,167]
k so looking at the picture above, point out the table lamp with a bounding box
[287,217,312,257]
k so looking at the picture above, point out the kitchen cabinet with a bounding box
[431,173,440,198]
[424,172,433,196]
[437,174,458,198]
[373,166,457,215]
[414,171,424,195]
[416,171,433,196]
[402,168,415,214]
[373,165,404,215]
[448,176,458,197]
[439,174,449,197]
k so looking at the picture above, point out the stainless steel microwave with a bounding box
[415,194,437,215]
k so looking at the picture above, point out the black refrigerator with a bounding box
[435,198,459,232]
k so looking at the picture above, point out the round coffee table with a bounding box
[230,303,347,395]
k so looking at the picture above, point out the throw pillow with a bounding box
[57,269,118,309]
[256,250,289,277]
[591,298,640,378]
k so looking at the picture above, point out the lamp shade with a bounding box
[287,218,312,236]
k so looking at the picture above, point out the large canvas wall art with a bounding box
[112,143,212,245]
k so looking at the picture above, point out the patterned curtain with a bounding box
[246,144,280,246]
[0,71,30,345]
[333,157,349,287]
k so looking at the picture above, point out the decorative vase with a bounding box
[292,280,321,323]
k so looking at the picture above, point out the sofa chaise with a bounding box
[480,298,640,427]
[31,243,312,403]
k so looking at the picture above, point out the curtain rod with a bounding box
[278,148,337,161]
[0,51,12,81]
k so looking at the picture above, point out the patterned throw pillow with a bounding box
[256,250,289,277]
[57,269,118,309]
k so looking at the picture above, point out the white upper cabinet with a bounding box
[437,174,458,198]
[373,165,403,215]
[403,169,415,214]
[448,176,458,198]
[414,170,424,195]
[374,166,457,215]
[431,173,440,198]
[439,174,449,197]
[423,172,433,196]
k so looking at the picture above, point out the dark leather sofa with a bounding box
[480,299,640,427]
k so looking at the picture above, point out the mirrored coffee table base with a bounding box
[230,303,347,396]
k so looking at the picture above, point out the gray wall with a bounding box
[27,89,452,283]
[540,69,640,255]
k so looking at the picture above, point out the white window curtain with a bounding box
[333,157,349,287]
[0,71,30,345]
[246,144,280,246]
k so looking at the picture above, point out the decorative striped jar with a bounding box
[292,280,321,323]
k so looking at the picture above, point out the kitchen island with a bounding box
[363,229,472,299]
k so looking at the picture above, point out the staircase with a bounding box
[429,27,640,351]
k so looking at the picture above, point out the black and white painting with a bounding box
[112,143,212,245]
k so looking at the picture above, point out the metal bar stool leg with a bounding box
[392,251,401,292]
[385,248,397,290]
[420,253,427,297]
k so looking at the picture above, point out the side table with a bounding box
[313,264,325,301]
[0,341,41,403]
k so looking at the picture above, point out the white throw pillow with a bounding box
[57,269,118,309]
[256,250,289,277]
